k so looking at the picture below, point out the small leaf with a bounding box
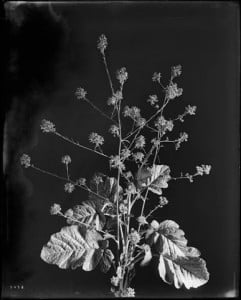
[136,165,171,195]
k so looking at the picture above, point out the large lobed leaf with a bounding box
[146,220,209,289]
[136,165,171,195]
[40,225,110,271]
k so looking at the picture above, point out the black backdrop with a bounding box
[2,2,239,298]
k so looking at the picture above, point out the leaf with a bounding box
[154,220,209,289]
[136,165,171,195]
[99,249,115,273]
[89,173,122,205]
[67,201,104,231]
[158,255,209,289]
[140,244,152,266]
[40,225,103,271]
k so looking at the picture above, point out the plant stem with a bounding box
[84,96,118,125]
[30,165,109,202]
[102,52,114,95]
[54,131,109,158]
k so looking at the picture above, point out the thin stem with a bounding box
[102,52,114,95]
[138,189,149,232]
[54,131,109,158]
[84,96,118,125]
[31,165,109,202]
[66,164,69,180]
[145,204,162,219]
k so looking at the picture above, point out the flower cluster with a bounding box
[129,229,141,245]
[75,87,87,100]
[61,155,71,165]
[50,203,61,215]
[76,177,86,186]
[93,174,103,185]
[40,120,56,133]
[132,152,145,163]
[97,34,108,53]
[171,65,182,78]
[89,132,104,147]
[159,196,168,207]
[154,116,174,134]
[20,154,31,168]
[147,94,159,106]
[196,165,212,176]
[64,182,75,193]
[166,83,183,100]
[123,106,141,119]
[107,90,123,106]
[121,148,131,160]
[134,135,145,149]
[119,203,128,214]
[185,105,197,115]
[116,67,128,85]
[152,72,161,83]
[175,132,188,150]
[110,155,125,171]
[109,124,120,137]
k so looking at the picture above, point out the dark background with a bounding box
[2,1,239,298]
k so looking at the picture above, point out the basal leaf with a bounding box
[144,220,209,289]
[40,225,103,271]
[136,165,171,195]
[158,255,209,289]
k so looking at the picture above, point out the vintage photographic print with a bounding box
[2,1,239,299]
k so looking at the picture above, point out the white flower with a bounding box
[152,72,161,83]
[196,165,211,176]
[97,34,108,53]
[64,182,75,193]
[20,154,31,168]
[126,287,135,297]
[109,125,120,137]
[61,155,71,165]
[75,87,87,99]
[76,178,86,186]
[110,155,125,171]
[159,196,168,207]
[89,132,104,147]
[40,120,56,133]
[121,148,131,160]
[155,116,174,133]
[166,82,183,99]
[137,216,148,225]
[110,276,119,287]
[185,105,197,115]
[93,174,103,185]
[107,90,123,106]
[123,106,141,119]
[171,65,182,78]
[136,117,146,128]
[135,135,145,149]
[132,152,145,163]
[116,67,128,85]
[147,94,158,106]
[50,203,61,215]
[129,229,141,245]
